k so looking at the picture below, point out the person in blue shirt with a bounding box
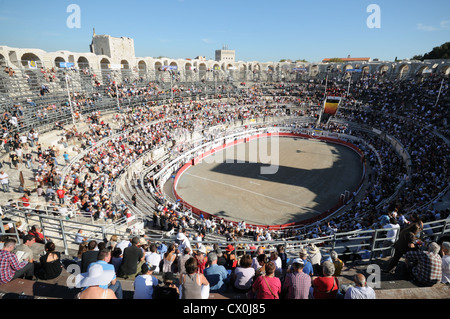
[291,249,314,276]
[87,248,123,299]
[63,152,70,164]
[203,252,229,293]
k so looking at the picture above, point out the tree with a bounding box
[423,42,450,60]
[411,42,450,60]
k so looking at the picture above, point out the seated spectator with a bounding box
[145,243,161,274]
[343,273,376,299]
[194,245,208,274]
[254,254,268,278]
[86,248,123,299]
[110,247,123,274]
[36,241,63,280]
[277,244,288,271]
[282,258,311,299]
[330,250,344,276]
[441,242,450,285]
[231,254,255,294]
[224,244,237,271]
[80,240,99,273]
[251,261,282,299]
[28,225,46,244]
[308,244,322,276]
[0,238,34,284]
[106,235,119,251]
[119,237,144,279]
[215,248,226,267]
[75,263,117,299]
[203,252,229,293]
[311,261,339,299]
[162,243,177,273]
[74,229,88,244]
[269,251,283,278]
[251,246,264,270]
[177,247,192,275]
[14,234,36,263]
[133,262,159,299]
[180,257,209,299]
[405,242,442,287]
[154,272,179,299]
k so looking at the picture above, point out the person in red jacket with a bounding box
[56,187,65,205]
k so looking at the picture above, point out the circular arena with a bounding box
[174,135,364,226]
[0,27,449,301]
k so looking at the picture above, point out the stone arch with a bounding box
[343,64,353,72]
[77,56,90,69]
[362,65,370,74]
[21,52,42,68]
[0,53,6,67]
[416,65,430,75]
[397,64,410,79]
[138,60,147,74]
[440,65,450,76]
[378,64,389,74]
[100,58,110,70]
[121,59,130,69]
[185,62,192,71]
[54,56,66,68]
[169,61,178,70]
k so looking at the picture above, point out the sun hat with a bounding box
[76,263,115,288]
[141,262,157,274]
[139,237,148,246]
[225,244,234,252]
[198,245,207,254]
[308,244,320,254]
[292,258,304,265]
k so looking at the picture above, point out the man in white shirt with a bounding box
[0,171,9,192]
[145,243,161,274]
[344,273,376,299]
[382,217,400,257]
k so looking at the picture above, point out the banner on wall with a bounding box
[323,96,342,115]
[28,61,38,69]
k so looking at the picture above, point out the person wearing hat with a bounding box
[75,263,117,299]
[176,230,190,254]
[195,245,208,274]
[86,248,123,299]
[282,258,311,299]
[308,244,322,276]
[154,272,179,299]
[132,262,159,299]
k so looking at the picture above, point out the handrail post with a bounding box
[59,219,69,255]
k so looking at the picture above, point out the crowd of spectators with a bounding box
[0,68,449,299]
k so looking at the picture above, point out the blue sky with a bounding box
[0,0,449,62]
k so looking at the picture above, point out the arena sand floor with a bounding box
[174,136,364,226]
